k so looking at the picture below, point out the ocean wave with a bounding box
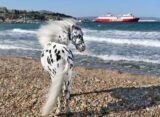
[75,52,160,64]
[82,28,160,39]
[84,36,160,48]
[0,28,36,37]
[0,45,40,51]
[11,28,36,34]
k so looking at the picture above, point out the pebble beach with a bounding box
[1,57,160,117]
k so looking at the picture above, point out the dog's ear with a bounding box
[72,25,80,30]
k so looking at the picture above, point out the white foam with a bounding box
[98,55,160,64]
[0,45,40,51]
[12,28,36,34]
[82,28,160,39]
[84,36,160,48]
[139,20,158,22]
[75,51,160,64]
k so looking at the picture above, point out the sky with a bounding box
[0,0,160,17]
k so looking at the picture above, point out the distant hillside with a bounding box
[0,7,74,23]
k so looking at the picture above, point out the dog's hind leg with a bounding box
[63,69,72,115]
[55,94,62,115]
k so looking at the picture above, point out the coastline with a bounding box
[1,56,160,116]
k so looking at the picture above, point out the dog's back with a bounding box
[41,42,73,77]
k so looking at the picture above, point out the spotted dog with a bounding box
[37,19,86,116]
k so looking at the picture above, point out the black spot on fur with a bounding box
[41,53,44,57]
[46,50,48,52]
[68,56,73,61]
[57,63,59,68]
[49,50,51,53]
[70,64,73,69]
[51,59,54,63]
[55,50,61,61]
[69,50,74,58]
[48,66,51,71]
[55,49,57,53]
[59,35,61,38]
[57,50,60,54]
[56,54,61,61]
[47,57,51,65]
[67,81,70,86]
[52,69,56,74]
[62,50,65,53]
[63,47,70,53]
[63,47,73,58]
[50,54,52,59]
[53,45,56,49]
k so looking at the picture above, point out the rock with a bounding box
[1,57,160,116]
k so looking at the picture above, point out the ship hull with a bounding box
[95,18,139,22]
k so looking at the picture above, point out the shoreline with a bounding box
[1,56,160,116]
[0,55,160,77]
[0,55,159,77]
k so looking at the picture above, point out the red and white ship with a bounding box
[95,13,139,22]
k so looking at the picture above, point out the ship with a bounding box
[95,13,139,22]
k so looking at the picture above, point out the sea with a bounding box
[0,22,160,76]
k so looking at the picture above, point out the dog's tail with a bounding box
[42,62,69,116]
[37,19,77,48]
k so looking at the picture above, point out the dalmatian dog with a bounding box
[37,19,85,116]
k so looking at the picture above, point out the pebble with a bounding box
[1,57,160,116]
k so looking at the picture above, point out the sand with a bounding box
[1,57,160,117]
